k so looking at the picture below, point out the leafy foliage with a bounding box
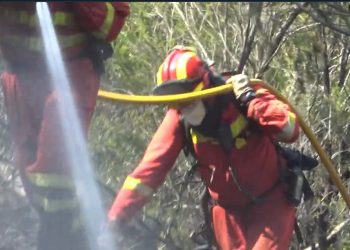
[91,2,350,249]
[1,2,350,249]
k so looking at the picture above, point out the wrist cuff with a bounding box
[240,90,256,105]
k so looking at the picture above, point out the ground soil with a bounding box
[0,183,37,250]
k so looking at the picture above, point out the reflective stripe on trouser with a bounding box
[0,33,88,52]
[26,172,82,233]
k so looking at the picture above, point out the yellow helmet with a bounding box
[153,46,208,95]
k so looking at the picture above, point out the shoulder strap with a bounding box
[180,116,195,157]
[179,116,199,176]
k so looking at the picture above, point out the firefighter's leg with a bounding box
[25,58,100,249]
[35,187,91,250]
[211,205,247,250]
[1,72,45,210]
[2,59,99,249]
[22,92,95,250]
[245,185,295,250]
[26,58,100,174]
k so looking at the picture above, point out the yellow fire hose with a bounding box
[98,79,350,209]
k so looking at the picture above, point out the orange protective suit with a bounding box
[109,84,300,250]
[0,2,129,250]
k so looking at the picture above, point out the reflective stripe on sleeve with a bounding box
[274,111,297,141]
[92,2,115,40]
[122,176,154,197]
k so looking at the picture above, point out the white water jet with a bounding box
[36,3,115,250]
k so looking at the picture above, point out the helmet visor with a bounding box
[152,77,203,95]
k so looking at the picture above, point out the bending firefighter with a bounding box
[108,46,301,250]
[0,2,129,250]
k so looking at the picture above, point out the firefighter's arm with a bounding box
[108,109,184,221]
[246,84,300,143]
[71,2,130,42]
[227,75,299,142]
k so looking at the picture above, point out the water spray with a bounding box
[36,3,115,250]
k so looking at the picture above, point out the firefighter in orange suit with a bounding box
[108,46,300,250]
[0,3,129,250]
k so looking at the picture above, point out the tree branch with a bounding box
[257,5,302,78]
[321,27,331,95]
[303,218,350,250]
[298,3,350,36]
[237,3,263,73]
[173,3,210,60]
[338,39,350,86]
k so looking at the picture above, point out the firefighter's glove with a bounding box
[227,74,253,100]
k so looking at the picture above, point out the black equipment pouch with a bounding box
[277,146,319,206]
[85,37,113,75]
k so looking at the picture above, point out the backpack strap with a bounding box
[180,116,199,176]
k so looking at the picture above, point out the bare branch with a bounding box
[326,3,350,16]
[257,5,302,78]
[338,39,350,86]
[298,3,350,36]
[303,218,350,250]
[321,27,331,95]
[237,3,263,73]
[212,4,234,64]
[173,3,210,60]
